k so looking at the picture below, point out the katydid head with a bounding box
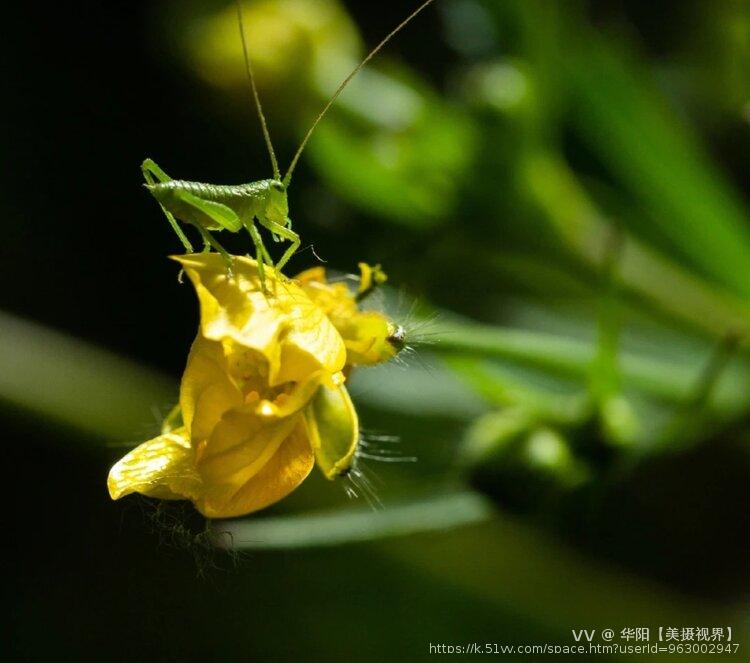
[265,179,289,226]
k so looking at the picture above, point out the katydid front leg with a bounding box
[242,219,271,291]
[258,218,301,273]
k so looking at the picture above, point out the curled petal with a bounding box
[295,267,358,320]
[107,427,201,502]
[180,336,244,442]
[356,262,388,296]
[174,254,346,385]
[251,370,329,420]
[305,384,359,480]
[193,371,322,517]
[197,409,299,487]
[197,419,314,518]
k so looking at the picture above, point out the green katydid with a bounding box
[142,0,436,288]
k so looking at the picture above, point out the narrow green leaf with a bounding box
[433,319,750,413]
[521,151,750,337]
[213,491,493,550]
[0,311,175,441]
[566,33,750,298]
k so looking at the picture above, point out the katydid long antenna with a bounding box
[282,0,436,187]
[236,0,281,181]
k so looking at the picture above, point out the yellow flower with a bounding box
[180,253,346,385]
[108,254,400,518]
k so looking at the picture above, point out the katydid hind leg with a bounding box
[196,226,235,276]
[174,190,243,233]
[141,158,172,183]
[141,160,194,253]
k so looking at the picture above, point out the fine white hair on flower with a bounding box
[339,430,418,510]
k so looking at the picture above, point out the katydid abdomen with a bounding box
[147,179,272,232]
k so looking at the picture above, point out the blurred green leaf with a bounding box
[565,32,750,299]
[521,150,750,338]
[309,78,477,226]
[214,490,493,549]
[349,352,487,419]
[433,318,750,414]
[0,311,174,441]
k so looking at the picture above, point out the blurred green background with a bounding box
[4,0,750,660]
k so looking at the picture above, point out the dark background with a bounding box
[4,1,750,660]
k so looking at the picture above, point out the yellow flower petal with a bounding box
[197,408,301,488]
[191,367,324,517]
[197,420,314,518]
[107,427,201,502]
[305,384,359,480]
[251,370,329,419]
[175,253,346,385]
[180,336,244,443]
[295,266,358,319]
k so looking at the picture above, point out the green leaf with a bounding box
[0,311,174,441]
[565,33,750,298]
[308,66,477,226]
[433,319,750,414]
[212,490,494,550]
[521,151,750,337]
